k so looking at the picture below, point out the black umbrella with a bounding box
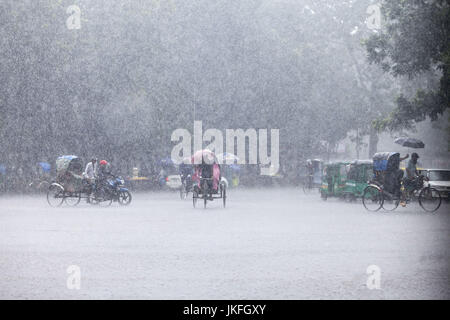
[394,137,425,149]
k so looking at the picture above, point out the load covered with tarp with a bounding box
[55,155,84,192]
[373,152,400,172]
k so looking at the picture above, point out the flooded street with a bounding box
[1,189,448,299]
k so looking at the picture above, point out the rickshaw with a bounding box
[47,156,131,207]
[47,155,89,207]
[319,161,351,200]
[342,160,373,201]
[191,150,227,208]
[362,152,441,212]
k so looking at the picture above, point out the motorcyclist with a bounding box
[95,160,113,192]
[98,160,112,180]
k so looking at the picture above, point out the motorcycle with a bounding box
[92,175,132,206]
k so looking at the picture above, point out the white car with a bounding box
[420,169,450,198]
[166,174,182,190]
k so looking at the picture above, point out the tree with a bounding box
[365,0,450,131]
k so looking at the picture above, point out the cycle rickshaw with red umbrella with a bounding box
[191,149,227,208]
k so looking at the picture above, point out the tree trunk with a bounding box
[368,128,379,158]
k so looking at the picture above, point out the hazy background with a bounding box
[0,0,448,188]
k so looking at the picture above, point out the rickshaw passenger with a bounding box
[193,162,221,192]
[384,153,409,196]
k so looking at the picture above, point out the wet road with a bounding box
[0,188,449,299]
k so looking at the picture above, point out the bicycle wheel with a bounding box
[302,178,313,194]
[65,192,81,206]
[202,180,209,209]
[47,184,65,207]
[362,185,383,212]
[419,187,441,212]
[382,193,400,211]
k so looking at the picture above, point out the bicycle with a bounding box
[302,174,314,194]
[362,175,441,213]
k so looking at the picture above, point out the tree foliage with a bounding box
[365,0,450,131]
[0,0,400,181]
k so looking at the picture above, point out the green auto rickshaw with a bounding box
[342,160,373,201]
[320,161,351,200]
[320,160,373,201]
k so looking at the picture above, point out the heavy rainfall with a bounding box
[0,0,449,300]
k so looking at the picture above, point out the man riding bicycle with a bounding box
[305,160,314,188]
[404,153,421,195]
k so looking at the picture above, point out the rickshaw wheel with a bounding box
[47,184,65,207]
[362,185,383,212]
[180,182,187,200]
[193,191,198,208]
[38,181,50,193]
[204,195,207,209]
[65,192,81,206]
[222,186,226,208]
[382,193,399,211]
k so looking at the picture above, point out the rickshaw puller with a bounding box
[83,158,97,202]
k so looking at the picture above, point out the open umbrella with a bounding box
[230,164,240,172]
[216,152,239,164]
[394,137,425,149]
[38,162,51,172]
[192,149,217,164]
[160,157,174,167]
